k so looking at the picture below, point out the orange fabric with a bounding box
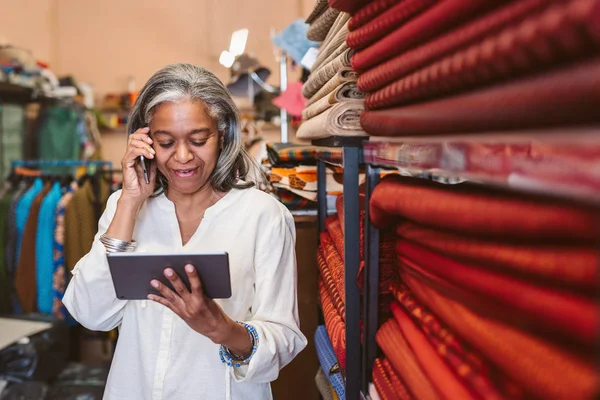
[319,278,346,369]
[395,221,599,290]
[398,241,598,346]
[401,270,599,400]
[377,318,441,400]
[370,175,600,243]
[391,303,474,400]
[394,284,525,400]
[320,231,346,302]
[373,358,413,400]
[318,248,346,318]
[380,358,413,400]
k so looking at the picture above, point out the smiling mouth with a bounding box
[173,167,199,178]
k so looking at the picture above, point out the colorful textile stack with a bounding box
[342,0,600,137]
[298,2,368,140]
[369,174,599,400]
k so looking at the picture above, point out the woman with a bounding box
[63,63,307,400]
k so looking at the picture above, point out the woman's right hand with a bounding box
[121,127,157,207]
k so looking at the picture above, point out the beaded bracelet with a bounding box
[219,321,259,368]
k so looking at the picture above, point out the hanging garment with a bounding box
[0,188,15,314]
[0,103,25,180]
[5,181,30,313]
[15,182,52,313]
[35,182,63,314]
[37,106,81,172]
[15,178,44,264]
[52,182,78,321]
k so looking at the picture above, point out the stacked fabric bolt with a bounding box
[340,0,600,137]
[368,174,600,400]
[298,2,368,141]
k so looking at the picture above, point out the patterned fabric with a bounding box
[349,0,404,31]
[307,0,330,24]
[372,358,413,400]
[318,248,345,318]
[303,49,354,99]
[364,0,600,110]
[319,278,346,369]
[312,15,351,72]
[306,68,358,108]
[302,81,365,121]
[350,0,499,72]
[398,241,598,346]
[52,182,77,321]
[320,231,346,304]
[266,142,317,166]
[297,101,366,140]
[356,0,555,93]
[381,359,413,400]
[377,318,441,400]
[395,220,598,289]
[307,7,342,41]
[270,166,343,193]
[394,284,525,399]
[360,58,600,137]
[347,0,437,50]
[369,175,600,242]
[315,325,346,399]
[274,187,317,210]
[401,271,598,400]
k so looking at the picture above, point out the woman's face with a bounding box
[149,99,221,195]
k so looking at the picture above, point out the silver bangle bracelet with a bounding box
[100,234,137,253]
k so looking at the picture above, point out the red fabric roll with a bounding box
[320,231,346,302]
[369,175,600,242]
[357,0,555,93]
[347,0,437,50]
[318,248,346,318]
[373,358,414,400]
[395,221,599,290]
[360,58,600,136]
[398,241,599,346]
[329,0,371,14]
[348,0,402,31]
[319,278,347,369]
[394,285,526,399]
[391,302,476,400]
[350,0,502,72]
[380,358,414,400]
[365,0,600,110]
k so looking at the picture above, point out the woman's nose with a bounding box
[174,143,193,163]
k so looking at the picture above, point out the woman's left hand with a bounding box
[148,265,237,344]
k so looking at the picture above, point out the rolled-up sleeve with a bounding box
[62,191,128,331]
[232,207,308,383]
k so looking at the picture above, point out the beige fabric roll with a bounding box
[313,20,350,72]
[306,0,329,24]
[303,49,354,99]
[302,81,365,121]
[297,100,366,140]
[307,7,341,42]
[320,12,351,52]
[307,68,358,107]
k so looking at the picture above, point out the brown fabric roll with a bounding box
[401,270,599,400]
[357,0,557,93]
[307,0,330,24]
[15,183,51,313]
[360,58,600,137]
[306,67,358,107]
[307,7,342,41]
[297,101,366,140]
[365,0,600,110]
[302,81,365,120]
[349,0,403,31]
[303,49,354,99]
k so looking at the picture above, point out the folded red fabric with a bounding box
[395,221,599,290]
[373,358,414,400]
[401,271,599,400]
[348,0,402,31]
[319,278,347,369]
[369,175,600,243]
[318,247,346,318]
[320,231,346,301]
[347,0,437,50]
[398,240,599,346]
[380,358,413,400]
[391,302,476,399]
[360,58,600,136]
[377,318,442,400]
[394,285,526,399]
[357,0,554,92]
[351,0,501,72]
[329,0,371,14]
[365,0,600,110]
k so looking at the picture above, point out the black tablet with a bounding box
[106,252,231,300]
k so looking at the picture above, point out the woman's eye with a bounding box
[159,142,174,148]
[191,141,207,147]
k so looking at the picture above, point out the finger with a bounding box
[151,279,182,305]
[185,264,204,294]
[147,293,174,310]
[164,268,190,298]
[123,147,155,168]
[129,141,156,158]
[129,128,151,143]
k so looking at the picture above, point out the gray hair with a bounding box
[127,63,260,193]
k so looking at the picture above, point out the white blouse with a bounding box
[62,187,308,400]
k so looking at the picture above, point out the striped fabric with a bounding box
[315,325,346,399]
[266,142,317,165]
[349,0,402,31]
[318,247,346,317]
[373,358,413,400]
[308,7,342,41]
[307,0,330,24]
[320,278,347,369]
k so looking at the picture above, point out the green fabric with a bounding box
[38,106,81,174]
[0,103,25,180]
[0,188,14,314]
